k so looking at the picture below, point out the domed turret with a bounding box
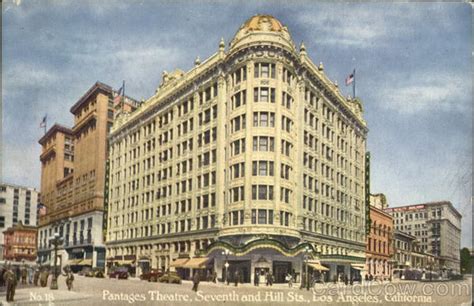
[229,14,296,53]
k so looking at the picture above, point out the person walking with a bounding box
[21,265,28,284]
[254,270,259,286]
[192,271,200,292]
[4,265,17,302]
[234,270,239,287]
[33,266,40,286]
[63,268,74,291]
[39,268,49,287]
[286,273,293,288]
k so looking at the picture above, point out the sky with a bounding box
[1,1,472,247]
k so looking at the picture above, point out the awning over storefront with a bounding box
[116,259,135,265]
[182,257,209,269]
[307,261,329,271]
[78,259,92,266]
[68,259,82,265]
[351,264,366,271]
[138,257,150,263]
[170,258,189,268]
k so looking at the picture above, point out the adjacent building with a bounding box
[37,82,138,270]
[385,201,461,273]
[0,183,39,259]
[366,194,394,280]
[3,222,37,262]
[106,15,368,283]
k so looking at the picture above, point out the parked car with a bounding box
[108,267,129,279]
[140,269,164,282]
[158,271,182,284]
[94,268,105,278]
[79,267,92,276]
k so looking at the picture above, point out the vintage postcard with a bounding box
[0,1,472,305]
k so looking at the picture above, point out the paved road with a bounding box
[1,275,471,306]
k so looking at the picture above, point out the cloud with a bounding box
[374,72,471,115]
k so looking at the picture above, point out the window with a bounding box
[252,161,274,176]
[231,115,246,132]
[232,90,247,109]
[258,210,267,224]
[251,185,274,200]
[233,66,247,85]
[253,136,274,152]
[254,87,275,103]
[254,63,276,79]
[231,138,246,156]
[253,112,275,127]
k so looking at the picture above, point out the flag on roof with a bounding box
[39,115,47,128]
[345,70,355,86]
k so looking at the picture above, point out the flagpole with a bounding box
[353,69,356,98]
[121,80,125,111]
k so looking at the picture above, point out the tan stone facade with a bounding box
[106,15,368,282]
[38,82,138,270]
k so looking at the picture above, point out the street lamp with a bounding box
[222,249,231,285]
[303,246,310,291]
[50,232,63,290]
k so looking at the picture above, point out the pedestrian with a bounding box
[300,272,306,289]
[34,266,40,286]
[63,267,74,291]
[212,270,217,283]
[234,270,239,287]
[286,273,293,288]
[21,265,28,284]
[28,265,34,284]
[192,271,200,292]
[0,265,6,287]
[269,272,273,286]
[40,268,49,287]
[254,270,259,286]
[4,265,17,302]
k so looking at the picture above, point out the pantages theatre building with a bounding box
[106,15,369,283]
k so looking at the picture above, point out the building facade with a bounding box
[3,223,37,262]
[0,183,39,259]
[385,201,461,273]
[37,82,137,270]
[106,15,368,283]
[366,194,394,280]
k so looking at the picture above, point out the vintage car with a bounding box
[108,266,129,279]
[158,271,182,284]
[78,267,92,276]
[140,269,164,282]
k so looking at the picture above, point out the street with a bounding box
[0,275,471,306]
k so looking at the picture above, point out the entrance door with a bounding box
[224,260,251,283]
[273,261,292,283]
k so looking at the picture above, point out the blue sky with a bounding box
[2,1,472,247]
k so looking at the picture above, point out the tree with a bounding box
[460,248,472,274]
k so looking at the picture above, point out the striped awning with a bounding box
[182,257,209,269]
[170,258,189,268]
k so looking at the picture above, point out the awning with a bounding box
[116,259,135,265]
[68,259,82,265]
[170,258,189,268]
[78,259,92,266]
[351,264,366,271]
[307,262,329,271]
[138,257,150,262]
[182,257,209,269]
